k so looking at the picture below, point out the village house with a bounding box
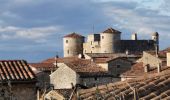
[121,50,170,81]
[0,60,37,100]
[50,59,114,89]
[92,57,132,77]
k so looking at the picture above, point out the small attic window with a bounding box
[66,40,68,43]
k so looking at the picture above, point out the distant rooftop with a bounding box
[64,32,84,38]
[102,27,121,34]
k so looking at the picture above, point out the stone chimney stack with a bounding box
[157,63,161,73]
[131,33,137,40]
[167,52,170,66]
[144,64,149,73]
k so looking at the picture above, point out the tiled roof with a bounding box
[65,59,106,73]
[103,28,121,34]
[93,57,132,64]
[78,72,170,100]
[146,51,166,59]
[29,63,55,68]
[41,56,79,64]
[64,33,84,38]
[29,63,56,72]
[0,60,36,82]
[122,62,170,77]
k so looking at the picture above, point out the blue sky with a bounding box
[0,0,170,62]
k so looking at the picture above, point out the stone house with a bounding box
[0,60,37,100]
[121,52,170,81]
[140,51,166,68]
[93,57,132,77]
[50,59,113,89]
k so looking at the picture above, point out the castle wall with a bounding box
[100,33,121,53]
[119,40,155,53]
[63,37,84,57]
[83,34,101,53]
[83,41,100,53]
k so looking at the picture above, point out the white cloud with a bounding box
[0,26,62,43]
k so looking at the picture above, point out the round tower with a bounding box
[63,32,84,57]
[152,32,159,44]
[100,28,121,53]
[152,32,159,52]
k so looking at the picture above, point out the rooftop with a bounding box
[64,32,84,38]
[122,62,170,77]
[78,71,170,100]
[0,60,36,83]
[102,28,121,34]
[64,59,108,75]
[41,56,79,64]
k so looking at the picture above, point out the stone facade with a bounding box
[50,63,79,89]
[96,58,132,76]
[141,51,162,67]
[167,52,170,66]
[0,83,36,100]
[63,33,84,57]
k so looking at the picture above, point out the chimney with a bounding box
[131,33,137,40]
[167,52,170,66]
[155,44,159,57]
[144,64,149,73]
[55,55,59,68]
[157,63,161,73]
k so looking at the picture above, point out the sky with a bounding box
[0,0,170,62]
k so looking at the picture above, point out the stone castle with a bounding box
[63,27,159,57]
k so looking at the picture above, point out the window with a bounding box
[117,74,120,76]
[67,50,69,54]
[117,65,120,68]
[94,77,98,81]
[91,51,92,53]
[66,40,68,43]
[102,36,104,39]
[91,41,92,45]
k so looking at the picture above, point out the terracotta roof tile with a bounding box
[0,60,36,82]
[78,72,170,100]
[29,63,56,72]
[41,56,79,64]
[122,62,170,77]
[64,33,84,38]
[65,59,106,73]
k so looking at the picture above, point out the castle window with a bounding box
[67,50,69,54]
[94,77,98,81]
[91,51,92,53]
[66,40,68,43]
[102,36,104,39]
[91,41,92,45]
[117,65,120,68]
